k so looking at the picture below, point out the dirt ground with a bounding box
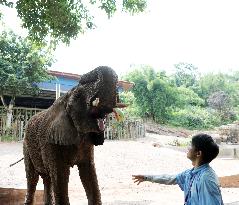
[0,133,239,205]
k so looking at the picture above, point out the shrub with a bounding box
[169,106,221,129]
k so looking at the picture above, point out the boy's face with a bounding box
[187,143,200,162]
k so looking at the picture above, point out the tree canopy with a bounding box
[122,64,239,129]
[0,30,53,97]
[0,0,147,44]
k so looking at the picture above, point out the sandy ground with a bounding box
[0,133,239,205]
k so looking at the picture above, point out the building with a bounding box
[1,70,134,109]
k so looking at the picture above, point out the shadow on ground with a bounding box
[0,188,43,205]
[0,188,153,205]
[220,174,239,188]
[225,202,239,205]
[104,200,152,205]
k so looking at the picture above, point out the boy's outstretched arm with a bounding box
[132,174,177,185]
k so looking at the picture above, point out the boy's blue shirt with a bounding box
[145,163,224,205]
[176,163,224,205]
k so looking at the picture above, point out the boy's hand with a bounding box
[132,175,145,185]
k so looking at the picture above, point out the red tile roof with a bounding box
[48,70,134,91]
[118,80,134,90]
[48,70,81,80]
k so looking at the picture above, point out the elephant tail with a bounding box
[9,157,24,167]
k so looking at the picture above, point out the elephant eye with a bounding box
[116,93,120,103]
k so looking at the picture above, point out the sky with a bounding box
[2,0,239,76]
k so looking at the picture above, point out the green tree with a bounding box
[0,30,53,128]
[198,73,227,100]
[222,71,239,108]
[197,72,239,105]
[119,91,140,117]
[1,0,147,44]
[173,62,199,88]
[175,86,204,108]
[124,65,176,123]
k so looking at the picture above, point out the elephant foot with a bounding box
[24,196,35,205]
[24,203,33,205]
[89,202,102,205]
[44,203,54,205]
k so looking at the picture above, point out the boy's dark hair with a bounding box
[192,133,219,163]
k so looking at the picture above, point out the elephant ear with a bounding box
[47,104,79,145]
[66,86,99,133]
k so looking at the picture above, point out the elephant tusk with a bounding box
[92,98,100,106]
[116,103,128,108]
[113,109,119,121]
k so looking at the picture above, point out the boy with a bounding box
[132,133,224,205]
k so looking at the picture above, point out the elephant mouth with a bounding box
[90,101,127,131]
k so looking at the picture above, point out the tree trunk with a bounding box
[6,97,15,129]
[6,109,13,129]
[0,95,15,130]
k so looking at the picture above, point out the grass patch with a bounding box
[0,135,17,142]
[167,138,191,147]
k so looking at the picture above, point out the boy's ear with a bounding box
[196,150,202,158]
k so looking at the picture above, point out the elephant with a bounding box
[23,66,125,205]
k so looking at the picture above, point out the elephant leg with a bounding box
[77,162,102,205]
[23,151,39,205]
[42,174,53,205]
[50,165,70,205]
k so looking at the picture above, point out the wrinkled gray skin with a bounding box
[23,66,118,205]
